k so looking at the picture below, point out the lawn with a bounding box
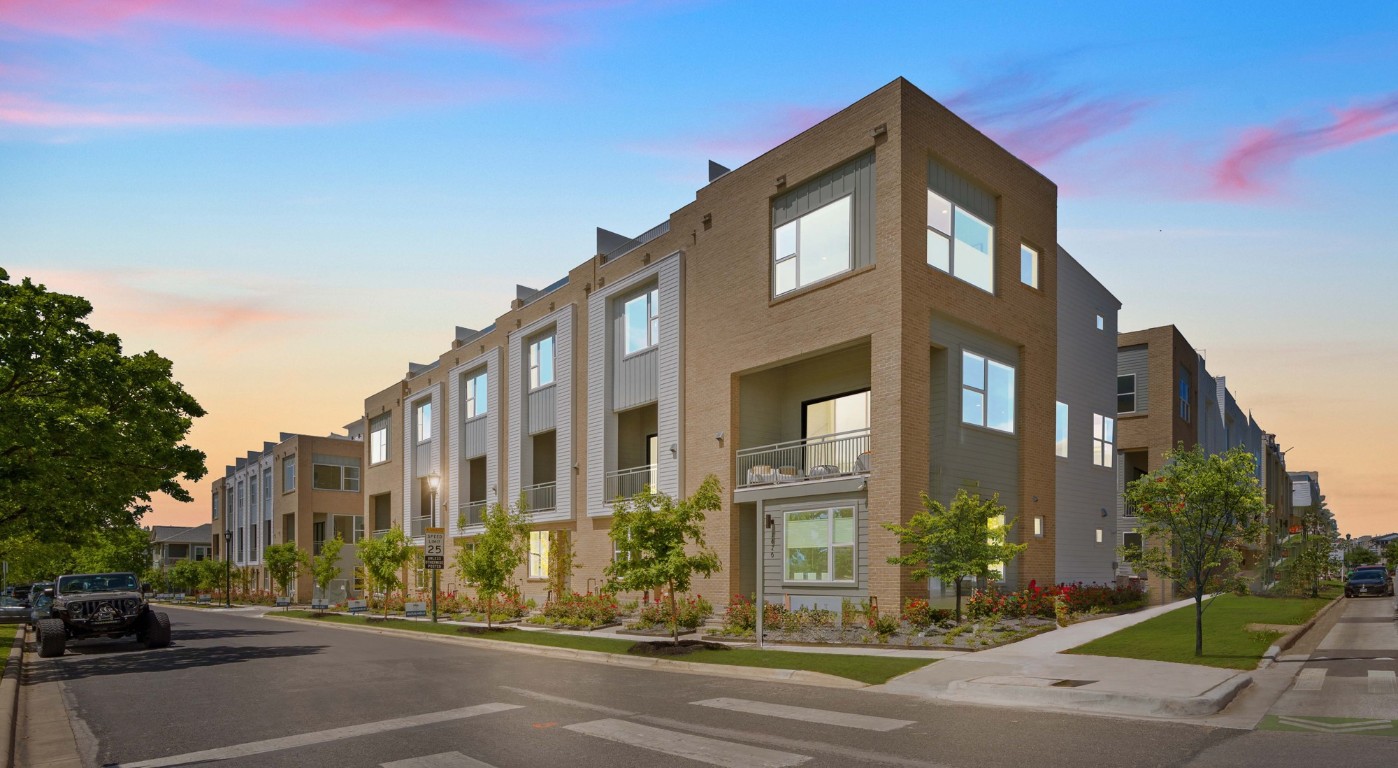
[280,611,933,685]
[1065,594,1333,670]
[0,624,16,675]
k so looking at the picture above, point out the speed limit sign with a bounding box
[424,527,445,570]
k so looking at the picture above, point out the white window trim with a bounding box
[529,335,556,391]
[369,415,390,465]
[282,456,296,493]
[772,193,854,297]
[528,530,550,579]
[464,370,488,419]
[416,400,434,444]
[961,349,1016,434]
[927,189,995,294]
[782,507,857,585]
[622,287,661,358]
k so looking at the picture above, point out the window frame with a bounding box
[312,460,362,492]
[1117,374,1137,414]
[1020,243,1039,288]
[1093,414,1115,468]
[961,350,1016,434]
[369,414,390,465]
[529,335,556,391]
[528,530,551,580]
[282,456,296,493]
[926,189,995,294]
[772,193,854,297]
[622,287,661,357]
[416,399,433,443]
[1055,401,1068,458]
[1178,367,1191,422]
[464,370,488,420]
[782,506,857,585]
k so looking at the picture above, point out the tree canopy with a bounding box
[357,527,412,617]
[454,499,529,628]
[0,269,206,542]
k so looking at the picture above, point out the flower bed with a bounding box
[525,592,623,630]
[625,592,713,632]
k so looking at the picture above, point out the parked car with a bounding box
[1344,569,1392,598]
[1351,564,1393,588]
[32,573,171,658]
[28,583,54,628]
[0,596,29,624]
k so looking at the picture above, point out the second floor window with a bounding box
[370,413,390,464]
[1118,375,1136,413]
[623,288,660,354]
[282,456,295,492]
[1021,244,1039,288]
[529,335,555,389]
[1093,414,1114,468]
[962,350,1015,433]
[1178,368,1191,422]
[416,400,433,442]
[928,189,994,293]
[465,371,488,419]
[1055,402,1068,457]
[773,195,852,296]
[313,456,361,491]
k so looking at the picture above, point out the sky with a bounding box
[3,1,1396,537]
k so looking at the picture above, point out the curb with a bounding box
[1257,595,1344,670]
[941,670,1250,719]
[1,625,26,768]
[260,614,867,690]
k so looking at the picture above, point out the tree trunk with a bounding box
[1194,588,1204,657]
[955,578,963,623]
[669,581,679,644]
[487,594,493,629]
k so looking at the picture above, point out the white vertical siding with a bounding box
[507,331,524,504]
[447,349,499,537]
[509,306,574,520]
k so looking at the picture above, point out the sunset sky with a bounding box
[3,1,1396,536]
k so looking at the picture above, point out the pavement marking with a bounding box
[115,703,522,768]
[498,686,636,717]
[1293,667,1327,691]
[382,751,497,768]
[564,718,810,768]
[1273,716,1396,734]
[691,697,913,731]
[1368,669,1397,694]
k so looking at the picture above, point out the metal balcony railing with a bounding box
[736,428,871,489]
[605,464,656,501]
[521,482,556,513]
[409,514,433,538]
[370,529,390,539]
[458,500,488,529]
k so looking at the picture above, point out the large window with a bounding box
[1178,367,1191,422]
[1118,375,1136,414]
[528,531,551,579]
[784,507,855,583]
[262,468,272,518]
[529,335,555,389]
[249,473,259,521]
[370,413,390,464]
[773,195,852,296]
[1020,244,1039,288]
[1055,401,1068,457]
[313,455,361,491]
[962,350,1015,433]
[927,190,994,293]
[464,371,488,419]
[804,390,870,439]
[416,400,433,442]
[1093,414,1115,468]
[282,455,295,492]
[623,288,660,354]
[212,494,219,520]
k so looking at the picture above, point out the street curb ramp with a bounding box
[1256,595,1344,670]
[941,670,1251,718]
[0,626,25,768]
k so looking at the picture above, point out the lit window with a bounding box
[1021,244,1039,288]
[1118,375,1136,414]
[465,371,488,419]
[282,456,296,492]
[529,335,555,389]
[773,195,852,296]
[784,508,855,582]
[1093,414,1115,468]
[927,190,994,293]
[1033,516,1044,537]
[529,531,551,579]
[370,413,390,464]
[416,400,433,442]
[962,350,1015,433]
[623,288,660,354]
[1055,401,1068,458]
[1095,528,1104,544]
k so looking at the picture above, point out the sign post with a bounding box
[424,527,445,623]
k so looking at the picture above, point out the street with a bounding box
[12,605,1395,767]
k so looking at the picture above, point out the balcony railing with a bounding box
[736,428,871,489]
[605,464,656,501]
[458,500,488,529]
[521,482,556,513]
[370,529,390,539]
[409,514,433,538]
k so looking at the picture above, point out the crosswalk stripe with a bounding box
[691,698,913,732]
[1368,670,1397,694]
[565,718,810,768]
[1294,668,1327,691]
[382,752,497,768]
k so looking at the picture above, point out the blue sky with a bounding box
[2,1,1395,534]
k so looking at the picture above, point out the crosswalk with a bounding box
[1289,667,1398,694]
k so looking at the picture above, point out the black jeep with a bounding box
[34,572,171,658]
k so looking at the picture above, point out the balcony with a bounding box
[605,464,656,501]
[736,428,870,489]
[458,500,488,529]
[521,482,556,513]
[370,529,391,539]
[409,514,433,538]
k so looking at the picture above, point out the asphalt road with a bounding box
[23,606,1396,767]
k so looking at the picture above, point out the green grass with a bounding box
[279,611,933,684]
[1065,594,1332,670]
[0,624,17,676]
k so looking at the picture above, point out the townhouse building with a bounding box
[149,524,212,571]
[357,77,1125,611]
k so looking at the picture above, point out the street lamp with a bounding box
[224,530,233,608]
[427,472,441,623]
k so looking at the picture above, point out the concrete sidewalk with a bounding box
[875,597,1251,719]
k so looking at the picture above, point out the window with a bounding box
[249,473,258,521]
[263,468,271,517]
[1020,244,1039,288]
[1123,531,1143,552]
[529,335,555,389]
[962,350,1015,433]
[464,371,488,419]
[416,400,433,442]
[1095,528,1104,544]
[282,455,296,492]
[1055,401,1068,458]
[1096,314,1105,331]
[1033,516,1044,537]
[1093,414,1115,468]
[1118,375,1136,413]
[312,455,362,491]
[784,507,855,583]
[773,195,852,296]
[927,190,994,292]
[1178,367,1191,422]
[212,494,219,520]
[623,288,660,354]
[528,531,551,579]
[370,413,390,464]
[805,390,870,439]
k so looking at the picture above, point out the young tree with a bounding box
[195,558,225,596]
[0,268,206,542]
[454,501,529,628]
[1345,547,1379,568]
[1286,504,1337,598]
[264,542,310,603]
[311,534,345,612]
[546,529,576,601]
[357,527,413,618]
[884,489,1027,622]
[1384,542,1398,571]
[1122,444,1267,657]
[605,475,723,643]
[166,559,201,593]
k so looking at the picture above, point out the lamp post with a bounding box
[223,530,233,608]
[428,472,441,623]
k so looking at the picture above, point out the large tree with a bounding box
[0,268,206,541]
[1122,444,1267,657]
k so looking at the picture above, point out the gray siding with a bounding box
[528,386,556,434]
[772,152,876,271]
[1117,344,1149,415]
[761,494,869,604]
[615,346,658,410]
[928,157,996,223]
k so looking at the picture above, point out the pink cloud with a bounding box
[1211,93,1398,198]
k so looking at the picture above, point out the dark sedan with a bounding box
[1345,570,1393,598]
[0,596,29,624]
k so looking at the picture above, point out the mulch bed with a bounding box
[626,639,731,657]
[456,626,514,635]
[615,626,697,638]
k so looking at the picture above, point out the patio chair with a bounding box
[854,451,872,473]
[746,464,776,485]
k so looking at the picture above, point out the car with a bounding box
[0,596,29,624]
[32,572,171,658]
[27,583,54,628]
[1351,565,1393,587]
[1344,569,1392,598]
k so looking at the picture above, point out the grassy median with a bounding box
[0,624,17,675]
[279,611,933,685]
[1065,594,1333,670]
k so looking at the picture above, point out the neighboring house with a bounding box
[356,77,1130,611]
[149,524,213,570]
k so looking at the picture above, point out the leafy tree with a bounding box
[1345,547,1379,568]
[1122,444,1267,657]
[166,559,201,593]
[265,542,311,602]
[454,501,529,628]
[884,489,1027,622]
[0,268,206,542]
[1285,504,1336,598]
[1384,542,1398,571]
[546,529,576,601]
[0,521,152,582]
[311,534,345,611]
[357,527,413,618]
[194,558,226,595]
[605,475,723,642]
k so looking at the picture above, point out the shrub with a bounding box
[867,610,900,637]
[538,591,622,627]
[901,598,954,630]
[630,592,713,631]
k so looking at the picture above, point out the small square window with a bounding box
[1096,314,1105,331]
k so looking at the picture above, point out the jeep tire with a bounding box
[37,619,66,658]
[143,611,171,649]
